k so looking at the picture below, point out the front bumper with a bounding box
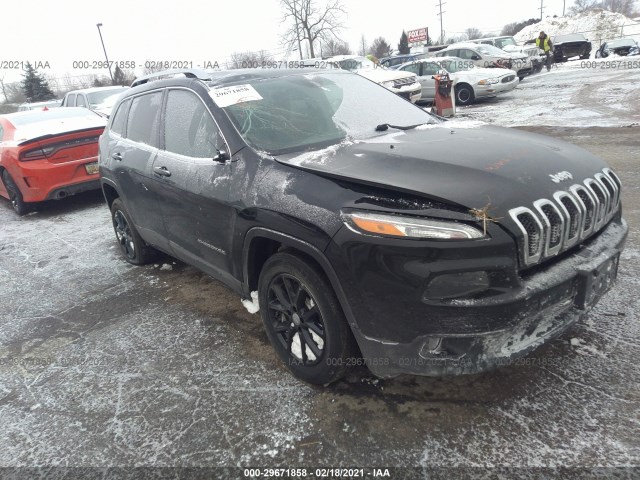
[328,217,627,378]
[475,77,519,98]
[390,82,422,103]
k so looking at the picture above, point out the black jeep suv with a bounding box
[99,68,627,384]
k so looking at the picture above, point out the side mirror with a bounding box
[471,54,481,61]
[213,149,230,163]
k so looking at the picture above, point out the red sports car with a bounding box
[0,107,107,215]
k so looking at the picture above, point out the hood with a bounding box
[454,68,517,81]
[274,123,609,219]
[357,68,417,83]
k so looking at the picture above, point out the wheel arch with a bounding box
[101,180,121,209]
[242,228,359,331]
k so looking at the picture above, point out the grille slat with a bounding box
[510,168,621,267]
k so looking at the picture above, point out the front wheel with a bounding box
[455,84,475,106]
[1,170,30,216]
[110,198,158,265]
[258,252,358,385]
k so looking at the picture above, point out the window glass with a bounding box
[76,95,86,107]
[164,90,219,158]
[65,94,76,107]
[0,124,4,141]
[423,63,441,76]
[457,49,475,60]
[110,98,131,136]
[126,92,162,147]
[401,63,421,75]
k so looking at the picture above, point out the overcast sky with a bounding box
[3,0,572,85]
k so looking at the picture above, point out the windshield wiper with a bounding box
[375,123,426,132]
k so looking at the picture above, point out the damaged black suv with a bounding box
[99,68,627,384]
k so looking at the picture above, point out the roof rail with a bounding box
[131,68,213,88]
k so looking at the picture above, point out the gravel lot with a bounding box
[0,66,639,478]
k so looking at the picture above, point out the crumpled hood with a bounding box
[275,122,610,218]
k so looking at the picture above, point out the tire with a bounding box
[454,84,475,106]
[110,198,158,265]
[1,170,30,216]
[258,252,357,385]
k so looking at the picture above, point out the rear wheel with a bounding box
[110,198,158,265]
[455,84,475,106]
[1,170,30,216]
[258,252,357,385]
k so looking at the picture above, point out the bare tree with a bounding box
[280,0,347,59]
[0,74,8,103]
[464,27,483,40]
[569,0,600,14]
[358,35,367,56]
[322,38,351,56]
[600,0,638,16]
[369,37,392,59]
[4,82,26,103]
[228,50,274,69]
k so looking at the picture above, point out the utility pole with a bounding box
[539,0,544,20]
[436,0,446,44]
[96,23,113,83]
[563,0,566,16]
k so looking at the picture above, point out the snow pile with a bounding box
[515,9,640,46]
[241,291,260,314]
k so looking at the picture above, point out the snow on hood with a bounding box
[453,68,518,82]
[357,68,417,83]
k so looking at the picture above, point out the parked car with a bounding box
[470,36,545,74]
[398,57,519,105]
[61,86,129,116]
[595,38,639,58]
[551,33,592,61]
[326,55,421,103]
[18,99,62,111]
[0,108,107,215]
[380,53,429,69]
[100,68,627,385]
[435,43,530,80]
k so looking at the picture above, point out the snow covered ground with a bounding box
[515,9,640,45]
[454,57,640,127]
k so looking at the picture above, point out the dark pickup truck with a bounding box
[553,33,592,61]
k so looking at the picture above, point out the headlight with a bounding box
[477,78,499,85]
[381,80,396,88]
[341,211,486,240]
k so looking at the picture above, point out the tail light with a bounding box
[19,135,100,162]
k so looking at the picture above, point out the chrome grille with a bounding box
[509,168,621,267]
[393,77,416,87]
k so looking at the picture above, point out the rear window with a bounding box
[126,92,162,147]
[8,108,103,126]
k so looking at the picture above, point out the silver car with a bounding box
[435,43,529,80]
[397,57,519,105]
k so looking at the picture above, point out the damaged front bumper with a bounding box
[334,218,627,378]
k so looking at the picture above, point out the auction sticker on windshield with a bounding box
[210,84,263,107]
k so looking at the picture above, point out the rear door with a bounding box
[106,91,167,246]
[152,88,233,276]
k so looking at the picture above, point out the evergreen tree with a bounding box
[21,63,54,102]
[113,66,127,86]
[398,31,410,54]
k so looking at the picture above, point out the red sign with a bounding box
[408,28,428,43]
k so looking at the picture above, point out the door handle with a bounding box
[111,152,123,161]
[153,166,171,177]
